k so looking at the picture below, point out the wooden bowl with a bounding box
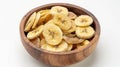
[20,3,100,66]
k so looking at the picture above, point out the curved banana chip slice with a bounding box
[76,26,95,39]
[38,9,53,25]
[50,6,68,16]
[75,15,93,26]
[63,35,84,44]
[67,11,77,19]
[24,12,36,32]
[27,25,44,39]
[41,39,68,52]
[42,23,63,45]
[32,12,41,29]
[63,20,76,33]
[67,44,73,51]
[54,16,72,31]
[31,37,41,47]
[55,41,68,52]
[77,40,90,49]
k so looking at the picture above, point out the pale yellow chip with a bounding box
[32,12,41,29]
[27,25,44,39]
[77,40,90,49]
[75,15,93,26]
[68,11,77,19]
[24,12,36,32]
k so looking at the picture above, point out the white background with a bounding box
[0,0,120,67]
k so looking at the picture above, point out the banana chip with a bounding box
[38,9,53,25]
[27,25,44,39]
[41,39,68,52]
[50,6,68,16]
[77,40,90,49]
[53,16,72,31]
[32,12,41,29]
[31,37,41,47]
[24,12,36,32]
[76,26,95,39]
[63,35,84,44]
[75,15,93,26]
[42,23,63,45]
[68,11,77,19]
[63,20,76,33]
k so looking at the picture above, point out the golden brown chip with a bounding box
[30,37,41,47]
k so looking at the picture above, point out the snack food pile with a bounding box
[24,6,95,52]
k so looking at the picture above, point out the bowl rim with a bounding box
[20,3,100,55]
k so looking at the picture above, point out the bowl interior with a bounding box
[21,3,100,55]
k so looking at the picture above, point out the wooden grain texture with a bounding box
[19,3,100,66]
